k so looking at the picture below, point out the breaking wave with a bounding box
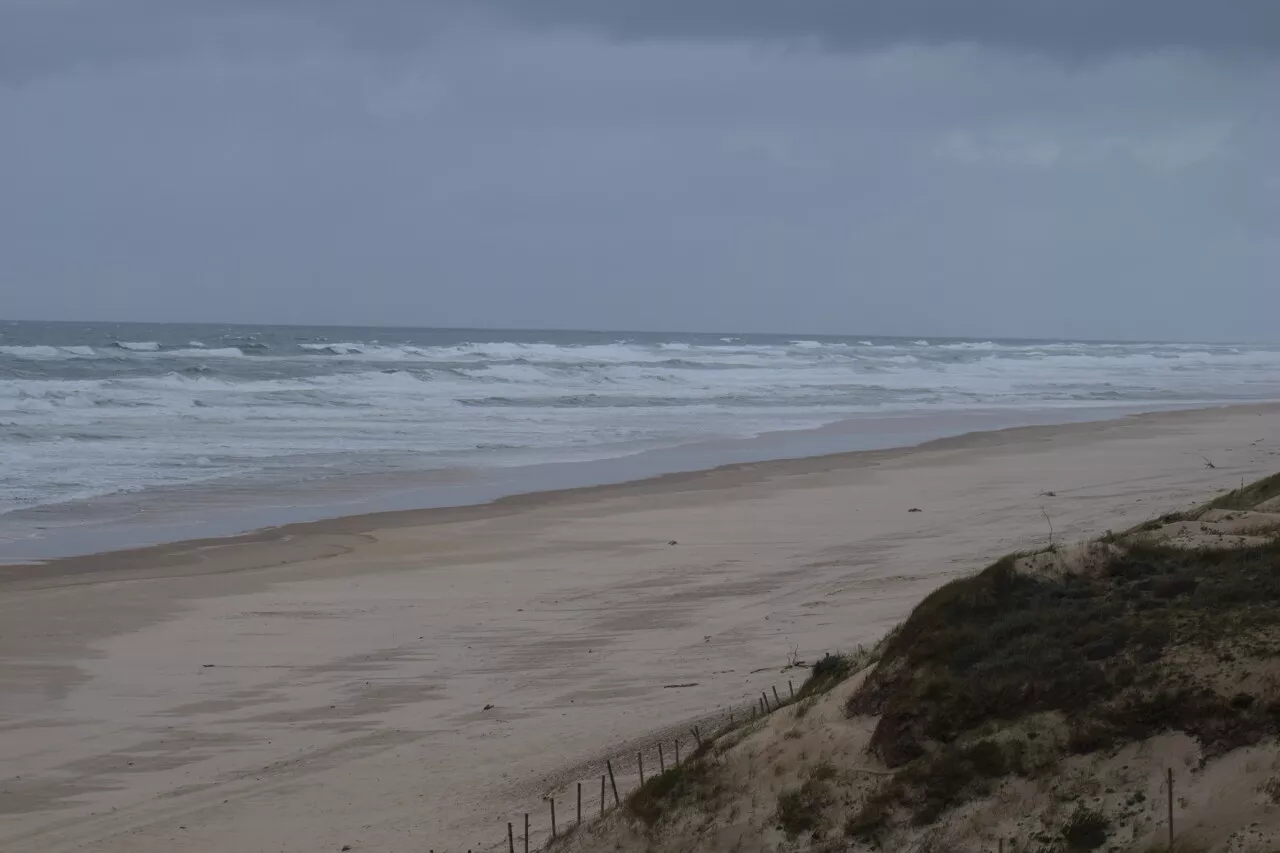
[4,323,1280,517]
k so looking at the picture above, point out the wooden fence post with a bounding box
[638,751,645,785]
[788,680,794,699]
[577,781,582,826]
[600,775,605,817]
[773,685,782,706]
[550,798,557,839]
[658,742,665,773]
[1167,767,1174,850]
[508,822,514,853]
[523,813,529,853]
[674,739,681,766]
[607,759,620,807]
[761,691,770,712]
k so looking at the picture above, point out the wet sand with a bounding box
[2,404,1278,852]
[0,404,1185,563]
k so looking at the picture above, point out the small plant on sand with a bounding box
[543,821,580,848]
[845,790,893,840]
[776,778,834,839]
[796,653,853,700]
[625,759,721,826]
[1060,806,1110,851]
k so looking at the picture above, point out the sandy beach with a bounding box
[2,404,1279,853]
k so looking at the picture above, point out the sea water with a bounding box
[4,320,1279,558]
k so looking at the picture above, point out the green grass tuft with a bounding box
[625,760,720,826]
[796,653,853,700]
[1205,471,1280,511]
[776,778,834,839]
[1060,807,1110,851]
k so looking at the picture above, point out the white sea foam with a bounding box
[300,342,364,355]
[0,345,64,359]
[0,344,99,358]
[167,347,245,358]
[6,332,1280,520]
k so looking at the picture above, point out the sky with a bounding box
[1,2,1277,341]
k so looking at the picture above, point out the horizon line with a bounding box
[3,317,1275,348]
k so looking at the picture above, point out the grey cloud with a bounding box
[0,1,465,82]
[3,29,1277,340]
[486,0,1280,58]
[2,0,1278,84]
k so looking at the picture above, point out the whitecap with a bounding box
[9,331,1280,527]
[300,342,365,356]
[114,341,161,352]
[167,347,244,358]
[936,341,999,350]
[0,345,64,359]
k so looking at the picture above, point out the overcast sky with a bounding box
[1,2,1277,341]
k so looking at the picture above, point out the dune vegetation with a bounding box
[560,474,1280,853]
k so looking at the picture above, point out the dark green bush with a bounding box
[1060,807,1110,851]
[797,653,853,700]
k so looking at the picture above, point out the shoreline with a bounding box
[2,402,1279,853]
[0,401,1258,577]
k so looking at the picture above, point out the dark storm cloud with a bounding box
[2,0,1277,83]
[2,1,1278,340]
[487,0,1280,58]
[0,1,466,82]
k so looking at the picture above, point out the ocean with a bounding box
[4,319,1280,559]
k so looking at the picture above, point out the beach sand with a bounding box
[2,405,1279,853]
